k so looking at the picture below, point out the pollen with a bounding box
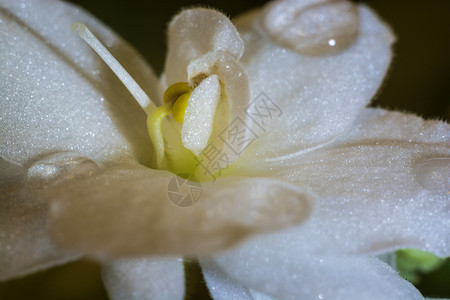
[172,93,190,123]
[163,82,192,123]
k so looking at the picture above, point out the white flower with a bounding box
[0,0,449,300]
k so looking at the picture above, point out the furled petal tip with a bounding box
[163,8,251,168]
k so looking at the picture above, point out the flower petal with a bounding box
[236,108,450,257]
[163,8,251,167]
[182,75,221,155]
[0,159,79,281]
[45,161,312,258]
[213,251,423,300]
[102,257,184,300]
[200,259,253,300]
[185,50,251,168]
[234,4,394,163]
[0,0,160,166]
[164,8,244,86]
[201,259,279,300]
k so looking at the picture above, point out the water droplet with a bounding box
[26,152,101,189]
[413,157,449,194]
[263,0,359,55]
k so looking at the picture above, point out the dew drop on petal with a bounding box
[413,157,450,195]
[263,0,359,55]
[26,152,101,189]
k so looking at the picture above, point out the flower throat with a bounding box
[72,23,201,175]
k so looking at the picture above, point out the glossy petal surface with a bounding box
[233,109,450,257]
[234,5,394,165]
[210,108,449,299]
[201,259,253,300]
[214,252,423,300]
[0,0,160,166]
[164,8,244,86]
[102,257,184,300]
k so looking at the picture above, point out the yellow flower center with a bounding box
[72,22,229,180]
[147,82,193,169]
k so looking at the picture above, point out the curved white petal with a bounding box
[0,0,160,166]
[102,257,185,300]
[233,5,394,164]
[185,50,251,169]
[45,161,313,258]
[234,108,450,257]
[201,258,280,300]
[248,290,278,300]
[164,8,244,86]
[182,75,221,155]
[214,251,423,300]
[248,289,278,300]
[200,259,253,300]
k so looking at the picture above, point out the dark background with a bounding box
[1,0,449,299]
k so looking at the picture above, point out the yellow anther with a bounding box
[172,93,190,123]
[163,82,192,123]
[147,82,193,168]
[164,82,192,105]
[147,103,172,168]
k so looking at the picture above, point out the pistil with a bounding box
[72,23,155,114]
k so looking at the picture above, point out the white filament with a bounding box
[72,23,156,114]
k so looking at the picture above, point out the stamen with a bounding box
[163,82,192,123]
[147,82,193,167]
[72,23,156,114]
[147,103,172,168]
[172,93,190,123]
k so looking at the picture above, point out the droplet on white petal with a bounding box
[264,0,359,55]
[413,157,450,195]
[26,152,101,189]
